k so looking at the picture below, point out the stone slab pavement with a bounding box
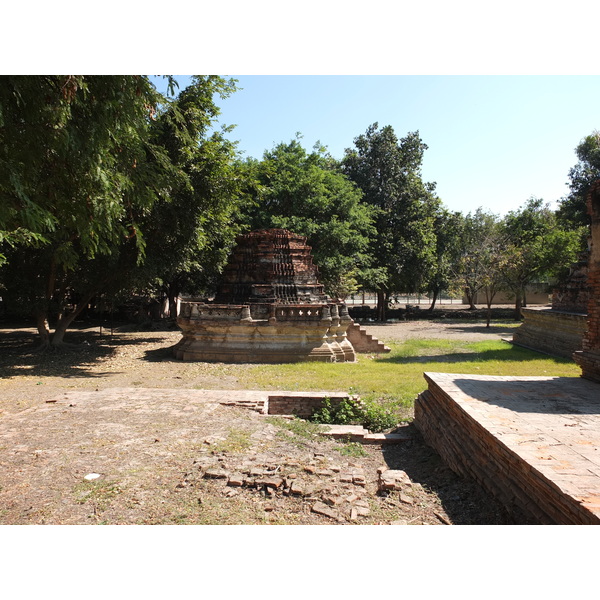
[422,372,600,520]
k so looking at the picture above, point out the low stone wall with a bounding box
[512,307,586,359]
[174,302,356,363]
[267,392,351,417]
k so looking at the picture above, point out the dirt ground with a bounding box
[0,317,526,525]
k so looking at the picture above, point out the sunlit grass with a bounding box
[234,339,580,412]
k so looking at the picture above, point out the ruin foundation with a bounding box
[512,250,589,359]
[173,229,356,363]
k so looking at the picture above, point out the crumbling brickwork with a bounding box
[574,180,600,381]
[174,229,356,363]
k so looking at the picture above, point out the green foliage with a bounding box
[500,197,582,314]
[236,138,376,297]
[448,209,504,309]
[558,130,600,229]
[425,208,465,308]
[310,396,398,433]
[342,123,440,317]
[0,75,241,342]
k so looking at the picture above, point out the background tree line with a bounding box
[0,76,595,346]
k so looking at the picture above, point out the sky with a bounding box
[8,1,600,219]
[154,75,600,216]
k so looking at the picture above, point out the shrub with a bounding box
[310,396,398,433]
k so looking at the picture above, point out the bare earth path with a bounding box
[0,319,524,525]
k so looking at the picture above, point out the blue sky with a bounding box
[154,75,600,216]
[9,2,599,217]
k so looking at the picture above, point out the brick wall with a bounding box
[414,378,600,524]
[574,180,600,381]
[267,393,350,417]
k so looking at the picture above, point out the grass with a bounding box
[336,441,368,458]
[73,479,122,511]
[211,428,253,453]
[235,338,580,417]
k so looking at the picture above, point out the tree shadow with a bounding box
[381,426,532,524]
[375,344,573,365]
[442,323,520,336]
[0,327,173,379]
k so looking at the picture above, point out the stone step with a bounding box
[320,424,369,442]
[346,322,391,354]
[320,424,413,445]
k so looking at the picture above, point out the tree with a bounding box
[342,123,439,320]
[501,197,582,319]
[237,138,376,299]
[448,209,502,311]
[119,77,244,318]
[426,208,464,312]
[0,75,239,346]
[557,131,600,230]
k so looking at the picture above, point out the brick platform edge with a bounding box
[414,373,600,525]
[512,307,586,359]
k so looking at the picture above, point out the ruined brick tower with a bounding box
[574,180,600,382]
[173,229,356,363]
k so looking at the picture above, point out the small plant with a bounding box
[74,480,121,511]
[310,396,398,433]
[337,441,367,458]
[212,428,253,454]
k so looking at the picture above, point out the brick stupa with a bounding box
[173,229,356,363]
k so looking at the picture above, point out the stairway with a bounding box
[346,322,391,354]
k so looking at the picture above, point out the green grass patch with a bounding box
[73,479,122,511]
[212,428,253,454]
[336,441,368,458]
[235,339,580,419]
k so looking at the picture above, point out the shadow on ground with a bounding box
[0,327,170,379]
[381,425,532,524]
[375,344,571,365]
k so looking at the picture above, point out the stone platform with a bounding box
[415,373,600,524]
[511,307,586,359]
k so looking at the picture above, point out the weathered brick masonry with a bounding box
[173,229,356,363]
[574,180,600,381]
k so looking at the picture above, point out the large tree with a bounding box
[501,197,582,318]
[118,77,244,318]
[342,123,439,320]
[237,138,376,299]
[426,207,465,312]
[0,75,239,345]
[448,209,503,311]
[557,131,600,230]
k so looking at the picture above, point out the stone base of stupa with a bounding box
[511,307,586,358]
[173,303,356,363]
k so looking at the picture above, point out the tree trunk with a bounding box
[465,288,476,310]
[37,291,96,348]
[428,288,439,312]
[514,291,523,320]
[376,289,387,322]
[168,280,180,319]
[35,311,51,347]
